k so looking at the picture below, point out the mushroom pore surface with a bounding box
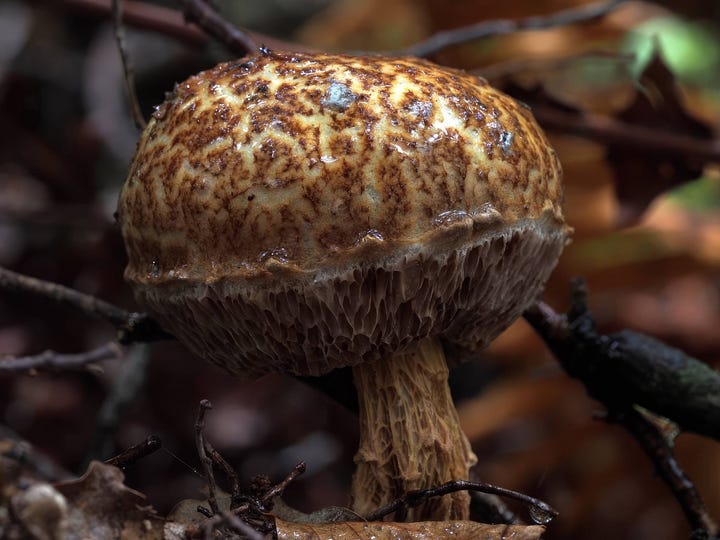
[118,50,568,377]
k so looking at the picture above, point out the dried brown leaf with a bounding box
[54,461,164,540]
[275,518,545,540]
[607,50,714,225]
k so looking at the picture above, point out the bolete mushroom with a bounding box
[117,50,569,521]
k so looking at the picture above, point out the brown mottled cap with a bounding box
[118,50,569,377]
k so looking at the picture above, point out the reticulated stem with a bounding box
[351,336,477,521]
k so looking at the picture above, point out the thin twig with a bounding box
[364,479,557,523]
[195,399,220,515]
[104,435,162,468]
[176,0,258,57]
[204,439,240,503]
[0,342,122,374]
[111,0,146,129]
[524,279,720,537]
[399,0,626,58]
[58,0,301,52]
[609,408,717,536]
[0,266,172,344]
[260,461,306,508]
[531,105,720,163]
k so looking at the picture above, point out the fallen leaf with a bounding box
[275,518,545,540]
[607,48,714,225]
[54,461,164,540]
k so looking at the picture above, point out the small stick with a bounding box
[111,0,146,129]
[104,435,162,469]
[204,439,240,502]
[0,342,122,374]
[176,0,258,57]
[260,461,307,508]
[195,399,220,515]
[0,266,172,344]
[400,0,626,58]
[364,479,558,523]
[610,408,718,536]
[524,279,720,537]
[531,105,720,164]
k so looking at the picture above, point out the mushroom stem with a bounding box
[351,336,477,521]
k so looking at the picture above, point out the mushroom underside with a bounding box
[132,217,566,377]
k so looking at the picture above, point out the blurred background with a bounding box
[0,0,719,538]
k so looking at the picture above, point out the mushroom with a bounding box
[117,50,569,521]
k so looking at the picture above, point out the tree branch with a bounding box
[364,479,557,524]
[56,0,301,54]
[0,342,122,374]
[176,0,258,57]
[610,407,717,535]
[399,0,626,58]
[524,279,720,537]
[531,105,720,164]
[111,0,147,130]
[0,266,172,344]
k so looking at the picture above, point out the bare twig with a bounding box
[195,399,220,515]
[259,462,306,509]
[609,408,717,535]
[57,0,301,51]
[203,440,241,503]
[111,0,146,129]
[0,342,122,374]
[531,105,720,164]
[0,266,172,344]
[524,281,720,442]
[524,279,720,537]
[176,0,257,57]
[399,0,626,58]
[364,479,558,524]
[104,435,162,469]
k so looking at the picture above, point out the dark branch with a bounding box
[399,0,626,58]
[0,342,122,374]
[523,281,720,442]
[104,435,162,469]
[195,399,220,515]
[609,408,717,535]
[524,279,720,537]
[204,440,241,504]
[260,461,306,509]
[57,0,301,52]
[111,0,146,129]
[0,266,172,344]
[176,0,258,57]
[364,479,557,524]
[531,105,720,164]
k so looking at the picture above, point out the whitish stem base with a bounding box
[351,336,477,521]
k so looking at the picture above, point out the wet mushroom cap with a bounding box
[118,50,569,377]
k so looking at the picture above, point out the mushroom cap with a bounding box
[118,50,569,377]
